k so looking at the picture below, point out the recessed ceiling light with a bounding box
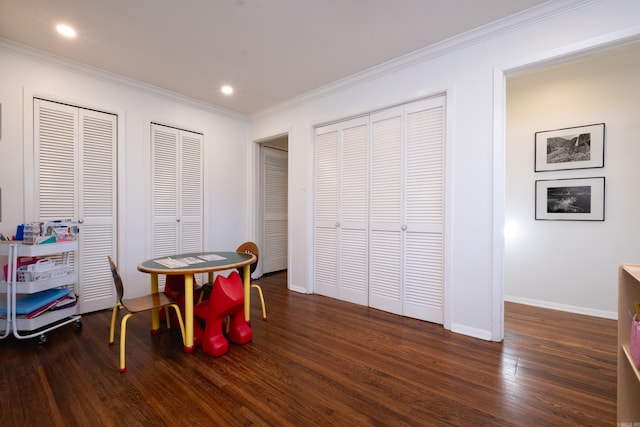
[221,85,233,95]
[56,24,77,38]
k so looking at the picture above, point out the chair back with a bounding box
[107,256,125,303]
[236,241,259,275]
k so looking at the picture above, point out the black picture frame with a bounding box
[534,123,605,172]
[535,177,605,221]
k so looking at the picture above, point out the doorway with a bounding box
[504,41,640,318]
[256,135,289,275]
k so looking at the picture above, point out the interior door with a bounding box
[151,124,180,258]
[337,120,369,305]
[369,106,404,315]
[403,97,445,323]
[262,146,288,273]
[314,117,369,304]
[178,130,203,254]
[151,123,203,259]
[314,128,340,298]
[34,98,117,313]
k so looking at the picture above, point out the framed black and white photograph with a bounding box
[535,177,605,221]
[534,123,605,171]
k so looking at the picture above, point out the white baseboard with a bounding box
[504,295,617,320]
[450,323,493,341]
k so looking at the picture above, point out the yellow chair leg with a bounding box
[109,303,122,346]
[251,284,267,320]
[119,313,133,373]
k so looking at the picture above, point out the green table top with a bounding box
[137,251,255,275]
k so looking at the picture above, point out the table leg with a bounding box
[243,264,251,324]
[150,273,160,334]
[183,273,195,353]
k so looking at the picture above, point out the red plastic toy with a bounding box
[194,271,252,357]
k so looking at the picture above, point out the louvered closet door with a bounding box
[369,106,404,315]
[403,97,444,323]
[369,96,445,323]
[178,130,203,253]
[314,117,368,304]
[338,120,368,305]
[151,125,180,258]
[151,124,203,261]
[314,128,340,298]
[262,147,288,273]
[34,99,117,313]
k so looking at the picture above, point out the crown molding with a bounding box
[0,38,248,121]
[250,0,596,119]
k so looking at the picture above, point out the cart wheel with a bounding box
[38,334,48,344]
[75,320,83,328]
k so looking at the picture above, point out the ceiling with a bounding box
[0,0,550,115]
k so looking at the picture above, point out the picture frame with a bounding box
[534,123,605,171]
[535,177,605,221]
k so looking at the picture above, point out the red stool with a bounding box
[194,271,252,357]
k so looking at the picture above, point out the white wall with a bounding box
[249,0,640,340]
[505,43,640,318]
[0,43,249,297]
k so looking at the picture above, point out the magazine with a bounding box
[154,258,188,268]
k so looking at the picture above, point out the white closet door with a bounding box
[314,128,340,298]
[338,121,368,305]
[314,117,368,304]
[178,130,203,253]
[34,99,117,313]
[313,96,445,324]
[151,124,203,260]
[77,109,117,313]
[151,124,180,258]
[403,97,445,323]
[35,100,78,219]
[369,106,404,315]
[262,147,288,273]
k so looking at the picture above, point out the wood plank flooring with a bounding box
[0,271,616,426]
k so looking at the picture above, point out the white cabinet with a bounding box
[618,264,640,423]
[0,241,81,343]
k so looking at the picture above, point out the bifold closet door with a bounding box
[314,96,444,323]
[369,106,404,315]
[403,97,444,323]
[369,97,444,323]
[34,98,117,313]
[151,124,203,263]
[314,117,368,305]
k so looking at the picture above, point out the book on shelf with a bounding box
[50,293,77,311]
[24,299,60,318]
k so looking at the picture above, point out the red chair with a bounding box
[194,271,252,357]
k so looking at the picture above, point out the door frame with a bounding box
[251,132,290,279]
[23,88,125,235]
[492,29,640,342]
[23,88,125,310]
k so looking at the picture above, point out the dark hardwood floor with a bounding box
[0,271,616,426]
